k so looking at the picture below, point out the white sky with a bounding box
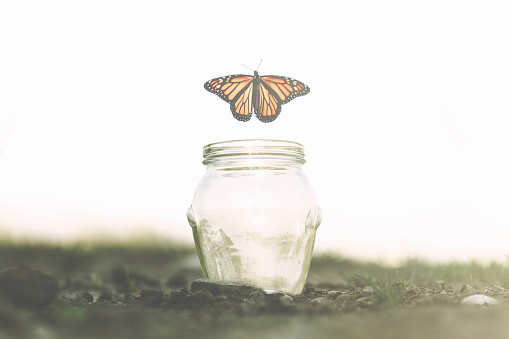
[1,1,509,263]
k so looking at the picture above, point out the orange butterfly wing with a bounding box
[204,74,254,121]
[255,75,310,123]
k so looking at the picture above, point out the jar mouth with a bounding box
[203,139,305,165]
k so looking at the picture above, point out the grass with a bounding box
[354,271,411,305]
[310,253,509,291]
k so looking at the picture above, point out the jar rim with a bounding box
[203,139,305,165]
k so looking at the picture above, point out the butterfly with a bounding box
[204,69,310,123]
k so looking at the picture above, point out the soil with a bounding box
[1,241,509,339]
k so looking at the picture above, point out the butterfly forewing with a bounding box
[204,74,254,121]
[204,75,253,103]
[260,76,310,104]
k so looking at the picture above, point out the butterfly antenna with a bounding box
[240,64,255,72]
[256,59,263,72]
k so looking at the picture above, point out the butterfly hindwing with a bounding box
[254,78,282,123]
[230,82,254,122]
[204,74,254,121]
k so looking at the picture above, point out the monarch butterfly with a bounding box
[204,68,310,123]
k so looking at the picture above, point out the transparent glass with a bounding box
[186,139,322,295]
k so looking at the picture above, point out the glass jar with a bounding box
[186,139,322,295]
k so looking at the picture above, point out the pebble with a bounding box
[141,289,165,299]
[0,265,58,309]
[327,291,342,300]
[311,297,327,305]
[186,290,216,305]
[460,294,498,306]
[246,290,265,303]
[273,292,293,303]
[355,296,376,307]
[79,292,94,303]
[71,291,94,305]
[334,294,351,304]
[98,291,113,302]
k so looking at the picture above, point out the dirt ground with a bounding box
[1,240,509,339]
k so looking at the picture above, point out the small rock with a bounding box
[334,294,351,305]
[98,291,114,302]
[362,286,375,294]
[186,290,217,306]
[461,294,498,306]
[141,289,165,299]
[174,287,190,297]
[247,290,265,303]
[0,265,58,309]
[311,297,327,305]
[122,293,137,304]
[273,292,293,303]
[79,292,94,303]
[190,279,260,300]
[356,296,376,307]
[327,291,342,300]
[169,290,186,299]
[168,288,190,304]
[405,289,417,298]
[141,289,166,306]
[262,292,297,313]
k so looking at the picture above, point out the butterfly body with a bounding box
[204,70,310,123]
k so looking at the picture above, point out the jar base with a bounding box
[192,219,316,295]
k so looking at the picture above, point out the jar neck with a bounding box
[202,139,305,169]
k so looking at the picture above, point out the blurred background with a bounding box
[1,1,508,264]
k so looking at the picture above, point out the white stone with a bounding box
[461,294,498,306]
